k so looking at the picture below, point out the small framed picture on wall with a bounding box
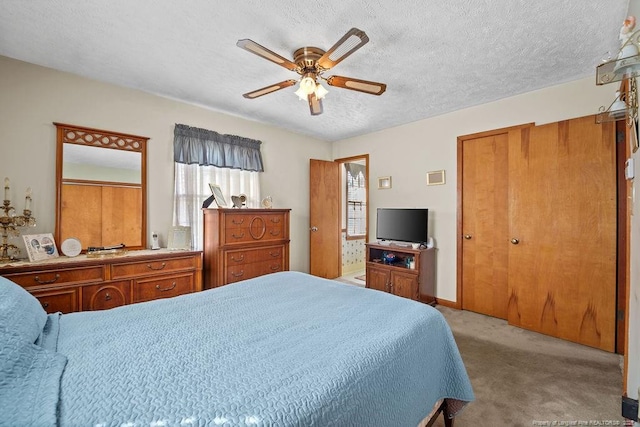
[378,176,392,189]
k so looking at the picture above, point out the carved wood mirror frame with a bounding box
[54,123,148,252]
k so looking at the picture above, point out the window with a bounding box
[346,165,366,238]
[172,124,263,250]
[173,163,260,250]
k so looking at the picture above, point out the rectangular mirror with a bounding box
[63,144,141,183]
[55,123,148,252]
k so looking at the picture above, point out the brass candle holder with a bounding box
[1,178,37,263]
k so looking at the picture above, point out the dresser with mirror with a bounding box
[0,123,202,313]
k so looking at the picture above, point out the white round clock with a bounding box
[60,237,82,257]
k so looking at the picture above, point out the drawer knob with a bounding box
[269,251,280,258]
[269,229,281,236]
[147,262,166,270]
[270,217,281,223]
[270,265,281,271]
[231,254,245,262]
[231,270,245,278]
[34,274,60,285]
[42,302,49,309]
[232,232,245,239]
[232,218,245,225]
[155,282,177,292]
[104,293,112,301]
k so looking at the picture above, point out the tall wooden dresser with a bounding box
[0,249,202,314]
[202,208,290,289]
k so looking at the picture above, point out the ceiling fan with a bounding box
[236,28,387,116]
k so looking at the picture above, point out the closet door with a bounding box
[461,133,510,319]
[507,117,616,351]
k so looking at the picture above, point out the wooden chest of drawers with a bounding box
[0,250,202,314]
[203,208,290,288]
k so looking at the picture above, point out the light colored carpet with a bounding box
[335,274,366,287]
[431,306,625,427]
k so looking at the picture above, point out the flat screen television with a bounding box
[376,208,429,244]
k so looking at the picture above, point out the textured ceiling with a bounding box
[0,0,630,141]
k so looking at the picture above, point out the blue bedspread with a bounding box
[46,271,473,426]
[0,331,66,426]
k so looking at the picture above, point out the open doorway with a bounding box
[337,155,368,286]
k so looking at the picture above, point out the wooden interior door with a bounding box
[507,117,617,351]
[460,132,510,319]
[309,159,341,278]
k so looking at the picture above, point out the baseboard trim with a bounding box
[435,298,461,309]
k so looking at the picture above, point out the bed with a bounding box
[0,271,474,426]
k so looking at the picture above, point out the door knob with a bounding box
[463,234,472,240]
[310,226,318,232]
[510,238,519,244]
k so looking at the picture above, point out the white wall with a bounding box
[0,55,332,272]
[332,77,617,302]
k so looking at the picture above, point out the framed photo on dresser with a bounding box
[22,233,60,262]
[208,183,227,207]
[167,226,191,251]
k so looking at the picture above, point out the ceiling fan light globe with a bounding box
[294,86,308,100]
[315,83,328,100]
[300,73,317,95]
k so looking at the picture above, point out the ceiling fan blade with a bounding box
[308,93,323,116]
[242,80,298,99]
[326,75,387,95]
[316,28,369,70]
[236,39,298,71]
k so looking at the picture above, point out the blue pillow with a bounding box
[0,276,47,344]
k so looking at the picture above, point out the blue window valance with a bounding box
[173,124,264,172]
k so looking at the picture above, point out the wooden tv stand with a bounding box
[365,243,435,305]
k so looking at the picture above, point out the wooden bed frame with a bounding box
[421,400,454,427]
